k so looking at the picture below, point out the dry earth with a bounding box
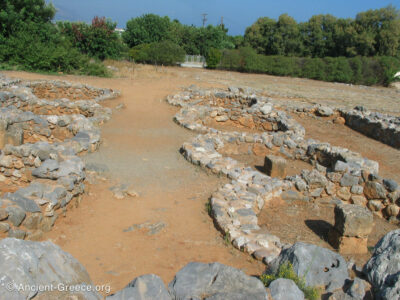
[4,63,400,296]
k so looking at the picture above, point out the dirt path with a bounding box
[5,71,264,295]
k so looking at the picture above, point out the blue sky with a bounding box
[48,0,400,35]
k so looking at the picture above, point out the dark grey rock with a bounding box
[4,193,41,213]
[0,238,100,299]
[269,242,349,292]
[168,262,267,300]
[347,278,366,300]
[32,159,59,178]
[8,228,26,239]
[364,229,400,299]
[107,274,171,300]
[5,206,26,226]
[269,278,304,300]
[383,179,398,192]
[340,174,360,187]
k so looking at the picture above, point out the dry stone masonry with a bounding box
[166,85,400,266]
[0,75,119,240]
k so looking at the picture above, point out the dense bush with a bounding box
[124,14,234,56]
[217,48,400,86]
[58,17,127,60]
[0,0,110,76]
[0,22,109,76]
[129,41,185,65]
[206,48,222,69]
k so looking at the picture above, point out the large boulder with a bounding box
[168,262,268,300]
[107,274,170,300]
[269,242,349,292]
[363,229,400,299]
[0,238,100,299]
[269,278,304,300]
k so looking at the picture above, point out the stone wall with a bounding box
[0,76,119,240]
[167,86,400,264]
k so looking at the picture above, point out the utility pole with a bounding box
[220,16,224,27]
[202,13,208,27]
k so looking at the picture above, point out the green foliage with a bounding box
[58,17,127,60]
[216,47,400,86]
[260,262,320,300]
[129,44,151,62]
[206,48,222,69]
[123,14,172,48]
[123,15,233,56]
[0,0,55,37]
[130,41,185,65]
[0,21,109,76]
[244,6,400,58]
[0,2,110,76]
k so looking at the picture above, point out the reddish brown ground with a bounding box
[258,198,398,268]
[32,85,101,101]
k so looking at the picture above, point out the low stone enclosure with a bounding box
[166,86,400,265]
[0,75,119,240]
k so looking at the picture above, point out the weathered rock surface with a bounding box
[269,242,349,292]
[269,278,304,300]
[364,229,400,299]
[107,274,170,300]
[168,262,268,300]
[0,238,100,300]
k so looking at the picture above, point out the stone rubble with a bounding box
[0,75,119,239]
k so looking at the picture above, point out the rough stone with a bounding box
[317,106,334,117]
[0,238,100,299]
[0,222,9,233]
[364,181,387,200]
[8,229,26,239]
[168,262,268,300]
[5,206,26,227]
[264,155,287,178]
[269,242,349,292]
[107,274,170,300]
[332,204,374,238]
[269,278,304,300]
[0,208,8,221]
[364,229,400,298]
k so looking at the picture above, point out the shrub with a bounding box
[129,44,151,63]
[131,41,185,65]
[0,22,109,76]
[215,48,400,86]
[206,48,222,69]
[260,262,320,300]
[58,17,127,60]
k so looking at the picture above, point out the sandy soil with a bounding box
[3,64,400,296]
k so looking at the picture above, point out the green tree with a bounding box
[0,0,55,37]
[58,17,126,60]
[123,14,172,47]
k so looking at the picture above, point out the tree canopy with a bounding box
[244,5,400,58]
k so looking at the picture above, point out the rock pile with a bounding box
[1,229,398,299]
[0,75,119,240]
